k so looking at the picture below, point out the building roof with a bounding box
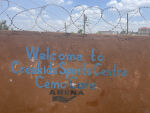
[139,27,150,30]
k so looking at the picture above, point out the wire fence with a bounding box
[0,0,150,35]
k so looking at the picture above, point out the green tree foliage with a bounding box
[97,31,102,34]
[120,30,126,34]
[0,20,9,30]
[78,29,83,34]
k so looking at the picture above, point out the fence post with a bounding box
[127,13,129,34]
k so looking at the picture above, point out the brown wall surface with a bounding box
[0,31,150,113]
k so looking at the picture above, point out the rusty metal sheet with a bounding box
[0,31,150,113]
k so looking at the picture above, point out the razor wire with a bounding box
[0,0,150,34]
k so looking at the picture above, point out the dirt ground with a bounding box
[0,30,150,113]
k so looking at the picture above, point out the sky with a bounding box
[0,0,150,33]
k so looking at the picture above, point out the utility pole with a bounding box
[65,22,67,33]
[127,13,129,34]
[83,14,87,34]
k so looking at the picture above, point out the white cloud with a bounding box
[8,7,21,12]
[45,0,64,4]
[75,5,88,11]
[7,1,150,33]
[66,1,73,5]
[107,0,150,10]
[44,0,73,5]
[43,14,49,18]
[71,6,102,30]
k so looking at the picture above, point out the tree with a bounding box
[78,29,83,34]
[120,30,126,34]
[0,20,9,30]
[97,31,102,34]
